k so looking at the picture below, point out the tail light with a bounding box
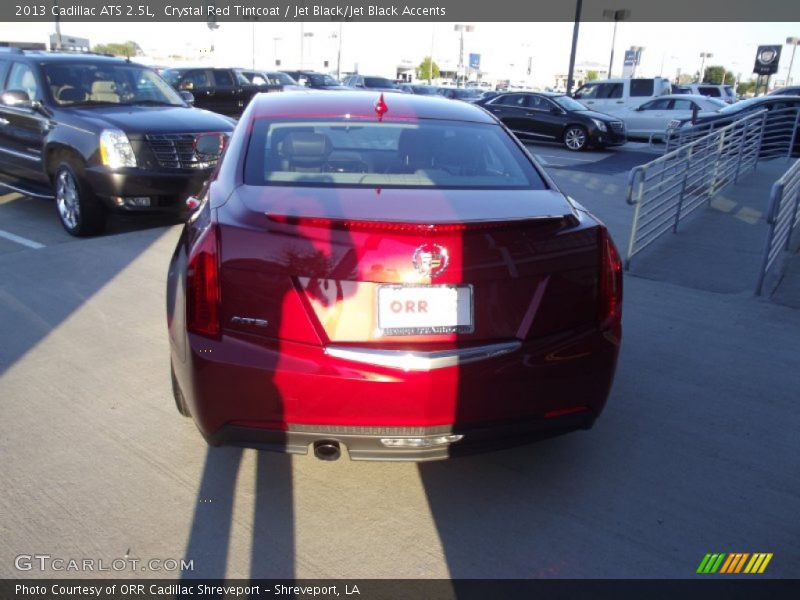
[187,225,220,338]
[598,228,622,337]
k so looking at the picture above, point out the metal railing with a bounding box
[756,158,800,295]
[664,105,800,159]
[624,110,767,268]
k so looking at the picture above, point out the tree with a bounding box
[586,70,599,81]
[92,41,143,57]
[416,57,440,82]
[677,73,695,85]
[736,80,756,96]
[703,65,736,85]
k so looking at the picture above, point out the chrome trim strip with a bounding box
[325,340,522,371]
[0,146,40,162]
[0,180,53,199]
[510,129,554,140]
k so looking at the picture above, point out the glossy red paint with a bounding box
[167,92,622,460]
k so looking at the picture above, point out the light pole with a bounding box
[698,52,713,83]
[566,0,583,95]
[453,24,474,87]
[244,16,259,69]
[787,37,800,86]
[603,9,630,79]
[428,24,436,85]
[273,37,282,67]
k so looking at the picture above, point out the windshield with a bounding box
[718,97,766,113]
[413,86,440,95]
[45,63,184,106]
[365,77,397,88]
[553,95,586,111]
[270,72,297,86]
[244,118,545,190]
[307,73,340,86]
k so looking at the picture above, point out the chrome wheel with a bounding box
[56,168,80,230]
[564,127,587,151]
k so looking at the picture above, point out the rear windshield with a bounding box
[365,77,397,88]
[244,118,546,190]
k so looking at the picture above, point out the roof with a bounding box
[250,90,497,124]
[2,51,133,64]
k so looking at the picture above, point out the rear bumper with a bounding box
[172,326,620,461]
[209,412,597,461]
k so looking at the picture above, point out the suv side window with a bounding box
[630,79,654,97]
[0,59,10,90]
[7,62,40,101]
[598,83,623,99]
[212,70,234,87]
[573,83,598,99]
[182,70,211,90]
[698,86,721,97]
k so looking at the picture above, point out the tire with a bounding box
[53,161,107,236]
[563,125,588,151]
[171,361,191,418]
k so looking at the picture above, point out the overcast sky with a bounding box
[3,21,800,85]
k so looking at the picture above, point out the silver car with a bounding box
[621,94,727,141]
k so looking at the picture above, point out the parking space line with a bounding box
[0,229,45,249]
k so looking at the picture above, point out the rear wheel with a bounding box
[171,361,191,417]
[563,126,588,151]
[54,161,107,236]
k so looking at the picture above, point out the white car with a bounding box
[573,77,672,115]
[621,94,727,141]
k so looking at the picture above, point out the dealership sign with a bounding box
[753,45,781,75]
[469,53,481,70]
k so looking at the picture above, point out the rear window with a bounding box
[630,79,654,97]
[244,118,546,190]
[698,86,721,97]
[365,77,397,88]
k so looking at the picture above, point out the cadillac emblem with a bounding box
[412,243,449,277]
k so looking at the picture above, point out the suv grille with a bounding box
[609,121,625,134]
[146,133,217,169]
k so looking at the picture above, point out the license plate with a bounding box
[377,285,473,336]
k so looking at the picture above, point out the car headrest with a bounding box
[280,132,332,163]
[91,80,116,94]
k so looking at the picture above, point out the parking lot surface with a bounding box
[1,143,798,579]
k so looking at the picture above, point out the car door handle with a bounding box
[616,100,624,103]
[0,117,9,126]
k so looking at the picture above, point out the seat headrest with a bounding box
[91,81,116,93]
[281,132,332,161]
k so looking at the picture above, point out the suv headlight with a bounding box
[590,118,608,132]
[99,129,136,168]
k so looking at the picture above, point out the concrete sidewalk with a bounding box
[622,158,798,296]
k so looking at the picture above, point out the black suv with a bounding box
[0,50,235,235]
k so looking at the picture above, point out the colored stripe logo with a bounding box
[697,553,773,574]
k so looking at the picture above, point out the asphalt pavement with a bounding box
[0,142,798,580]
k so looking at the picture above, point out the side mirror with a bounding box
[179,90,195,105]
[179,81,194,91]
[194,132,226,161]
[1,89,32,108]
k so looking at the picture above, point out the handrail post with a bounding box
[756,183,783,296]
[754,111,768,169]
[789,109,800,161]
[673,147,693,232]
[733,118,749,184]
[625,167,645,270]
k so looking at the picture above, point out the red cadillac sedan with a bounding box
[166,91,622,461]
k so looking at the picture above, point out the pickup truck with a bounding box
[161,67,274,118]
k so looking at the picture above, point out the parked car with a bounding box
[437,87,484,101]
[621,94,727,141]
[237,69,304,91]
[476,91,626,151]
[667,95,800,155]
[161,67,264,117]
[670,83,736,104]
[166,91,623,461]
[572,77,672,115]
[282,70,348,90]
[398,83,440,95]
[0,49,234,235]
[342,74,401,92]
[768,86,800,96]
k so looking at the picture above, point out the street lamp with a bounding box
[273,37,282,67]
[787,37,800,86]
[453,24,474,87]
[698,52,713,83]
[603,8,630,79]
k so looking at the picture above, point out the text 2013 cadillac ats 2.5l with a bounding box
[166,91,623,461]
